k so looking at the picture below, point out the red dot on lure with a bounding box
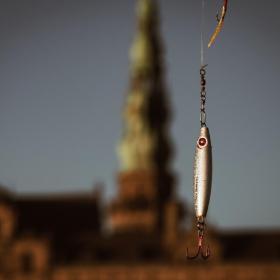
[198,137,207,147]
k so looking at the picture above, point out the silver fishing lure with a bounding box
[193,126,212,219]
[186,66,213,260]
[186,126,212,260]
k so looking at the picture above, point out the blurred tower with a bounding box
[109,0,182,239]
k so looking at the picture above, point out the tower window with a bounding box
[20,252,34,274]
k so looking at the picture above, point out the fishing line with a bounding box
[200,0,206,67]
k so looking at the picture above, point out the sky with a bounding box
[0,0,279,230]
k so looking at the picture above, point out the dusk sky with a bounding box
[0,0,279,229]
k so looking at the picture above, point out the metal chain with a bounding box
[197,218,205,238]
[196,216,205,237]
[200,65,207,127]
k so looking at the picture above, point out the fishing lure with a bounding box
[208,0,228,48]
[186,65,212,260]
[186,1,228,260]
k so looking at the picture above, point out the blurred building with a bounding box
[0,0,279,279]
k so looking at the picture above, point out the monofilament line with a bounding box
[200,0,206,66]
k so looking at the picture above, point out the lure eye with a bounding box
[198,137,207,148]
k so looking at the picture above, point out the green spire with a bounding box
[130,0,157,75]
[118,0,173,173]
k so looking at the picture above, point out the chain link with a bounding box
[197,216,205,238]
[200,65,207,127]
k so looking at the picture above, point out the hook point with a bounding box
[186,244,210,260]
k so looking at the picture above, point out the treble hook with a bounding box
[186,219,210,260]
[186,235,210,260]
[208,0,228,48]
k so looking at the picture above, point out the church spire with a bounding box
[118,0,173,173]
[109,0,177,234]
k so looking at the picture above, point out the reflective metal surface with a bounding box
[193,126,212,218]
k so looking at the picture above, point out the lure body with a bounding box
[193,126,212,218]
